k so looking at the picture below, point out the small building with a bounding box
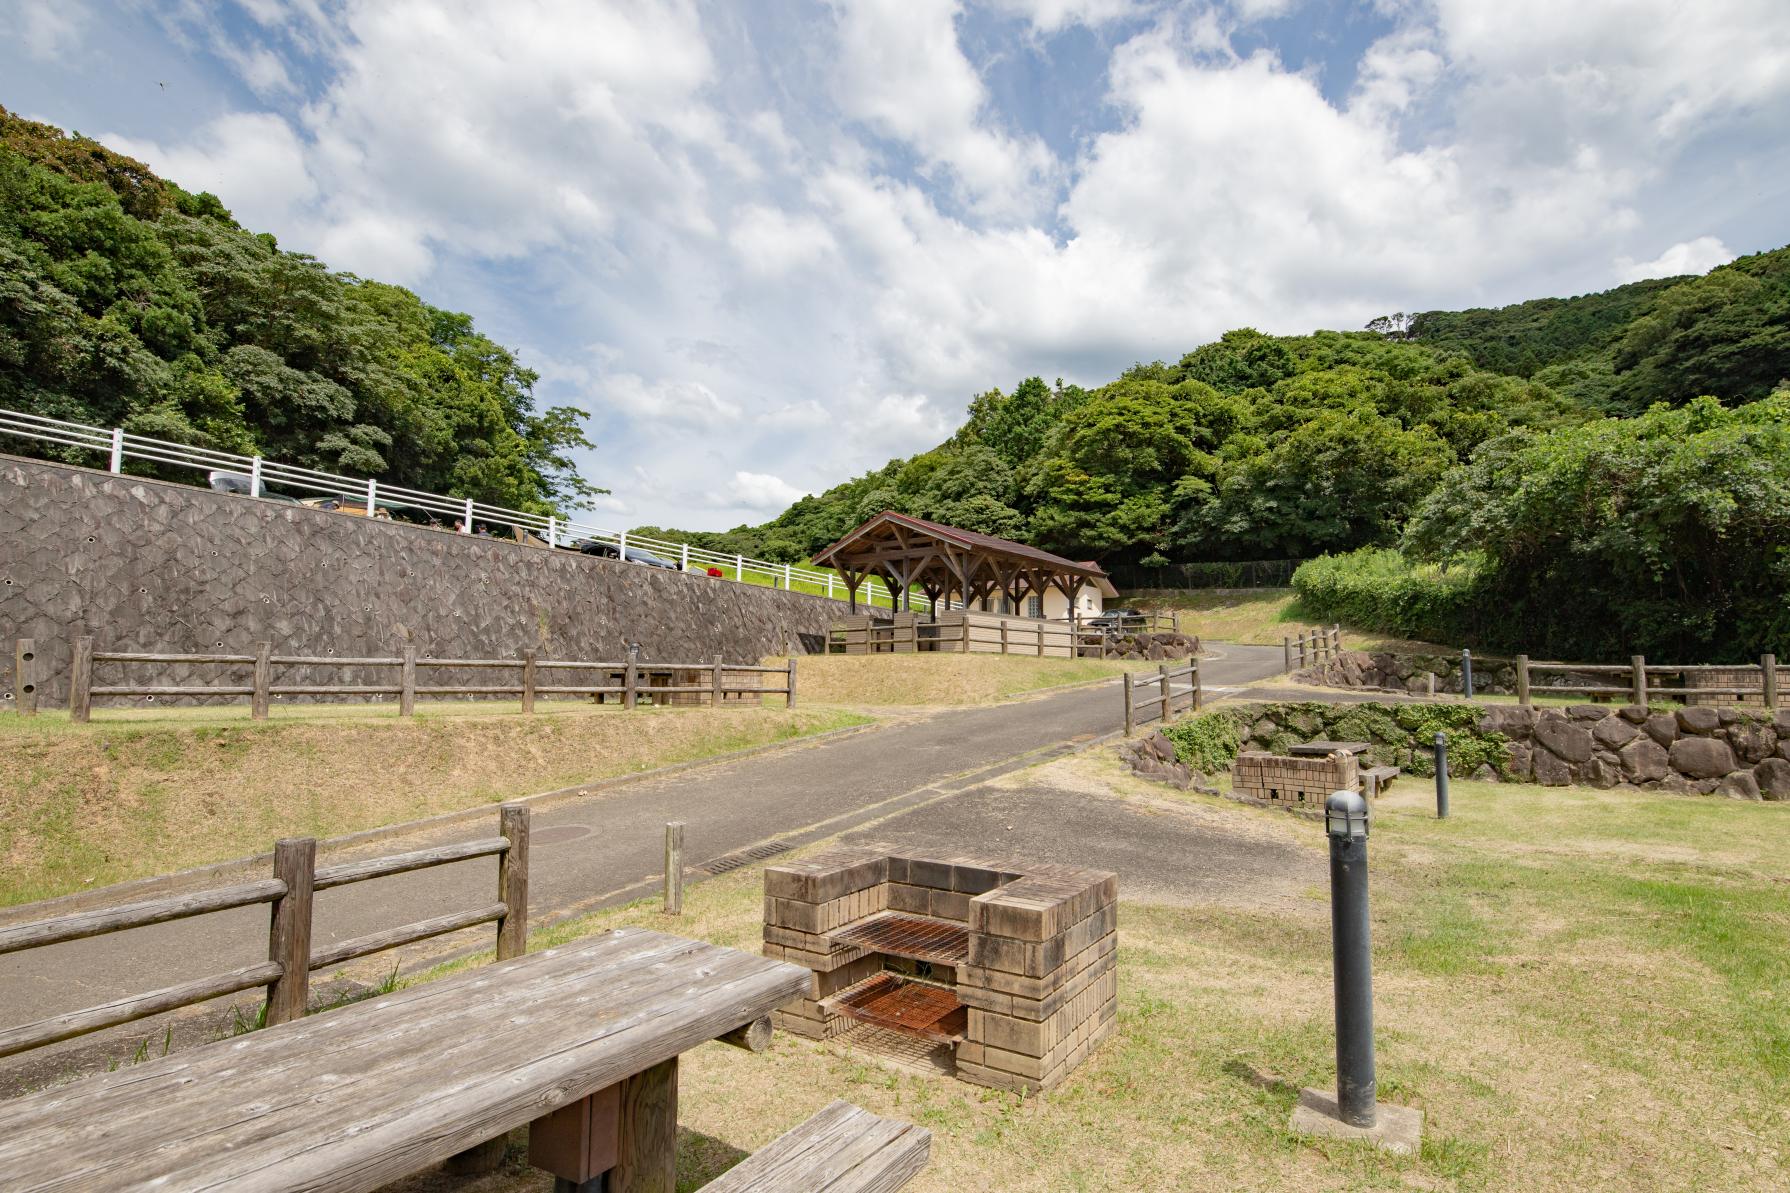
[812,511,1111,622]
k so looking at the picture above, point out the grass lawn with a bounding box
[769,653,1150,707]
[1123,588,1431,652]
[0,702,868,907]
[392,775,1789,1192]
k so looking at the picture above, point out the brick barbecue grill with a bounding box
[763,847,1118,1093]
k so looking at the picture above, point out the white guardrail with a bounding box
[0,407,925,610]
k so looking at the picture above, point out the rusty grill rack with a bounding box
[828,912,970,965]
[822,972,967,1043]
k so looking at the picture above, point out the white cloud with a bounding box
[729,205,838,277]
[603,374,743,428]
[725,471,810,512]
[1232,0,1298,22]
[983,0,1142,33]
[18,0,88,60]
[103,113,318,236]
[1615,236,1735,283]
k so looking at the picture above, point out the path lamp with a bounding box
[1433,731,1451,819]
[1324,790,1376,1128]
[1461,649,1474,699]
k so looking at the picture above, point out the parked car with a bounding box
[205,471,299,504]
[1087,607,1146,632]
[573,540,680,570]
[299,495,392,519]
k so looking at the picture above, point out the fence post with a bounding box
[786,657,797,708]
[252,642,272,720]
[1631,655,1647,708]
[1159,664,1172,721]
[1283,636,1293,673]
[265,837,316,1026]
[69,635,93,723]
[521,650,537,714]
[1192,660,1202,711]
[664,822,684,916]
[624,656,638,710]
[783,563,792,590]
[108,426,124,474]
[400,646,416,716]
[1515,654,1530,706]
[1037,621,1045,657]
[13,639,37,716]
[681,542,690,572]
[547,516,557,549]
[711,654,725,706]
[735,552,744,580]
[1000,621,1009,655]
[1297,633,1307,668]
[249,455,263,498]
[365,478,377,516]
[496,804,530,960]
[1333,625,1342,654]
[1765,654,1779,710]
[1123,674,1134,736]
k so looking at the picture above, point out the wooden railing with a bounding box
[1122,661,1201,735]
[57,637,797,721]
[0,805,530,1059]
[1515,653,1781,708]
[1282,625,1342,671]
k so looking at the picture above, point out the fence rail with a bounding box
[1122,661,1202,735]
[1282,625,1342,671]
[0,406,927,611]
[0,806,529,1059]
[60,637,796,720]
[1515,653,1780,708]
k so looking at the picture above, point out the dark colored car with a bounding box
[574,540,680,570]
[1087,607,1146,632]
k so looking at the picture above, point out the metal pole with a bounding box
[1461,648,1473,699]
[108,427,124,474]
[250,456,263,498]
[462,497,474,534]
[1433,731,1450,819]
[681,542,690,572]
[1324,791,1375,1128]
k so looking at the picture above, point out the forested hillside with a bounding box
[0,106,593,512]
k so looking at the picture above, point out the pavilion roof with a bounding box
[813,512,1108,601]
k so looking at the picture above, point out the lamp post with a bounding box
[1324,789,1375,1128]
[1461,648,1474,699]
[1433,731,1450,819]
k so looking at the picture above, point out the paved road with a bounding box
[0,643,1286,1069]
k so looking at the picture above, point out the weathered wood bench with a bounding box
[0,928,820,1191]
[1362,764,1401,796]
[700,1099,930,1192]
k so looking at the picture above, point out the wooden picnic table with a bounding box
[0,927,808,1193]
[1287,739,1373,758]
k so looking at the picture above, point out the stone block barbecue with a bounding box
[763,847,1118,1093]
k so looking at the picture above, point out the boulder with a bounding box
[1776,709,1790,734]
[1580,755,1619,788]
[1718,708,1741,726]
[1693,778,1722,795]
[1669,736,1737,779]
[1534,715,1595,763]
[1570,704,1608,721]
[1478,705,1536,737]
[1250,716,1279,740]
[1618,705,1650,724]
[1533,748,1572,786]
[1644,713,1679,747]
[1618,737,1671,783]
[1717,771,1761,801]
[1592,717,1640,750]
[1503,742,1533,780]
[1752,757,1790,800]
[1727,722,1777,764]
[1472,763,1499,782]
[1656,774,1695,795]
[1676,706,1721,734]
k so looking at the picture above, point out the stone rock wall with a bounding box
[0,454,853,707]
[1302,649,1582,697]
[1104,630,1200,661]
[1482,703,1790,799]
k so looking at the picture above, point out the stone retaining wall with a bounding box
[1,454,851,707]
[1482,703,1790,798]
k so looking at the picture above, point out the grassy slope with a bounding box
[1125,587,1439,651]
[403,774,1789,1193]
[772,653,1147,706]
[0,702,866,906]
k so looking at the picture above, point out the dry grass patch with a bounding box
[389,775,1789,1192]
[773,653,1145,707]
[1126,588,1433,651]
[0,703,866,906]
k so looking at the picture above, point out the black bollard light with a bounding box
[1461,648,1473,699]
[1434,730,1450,819]
[1324,790,1376,1128]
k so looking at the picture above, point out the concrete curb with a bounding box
[0,719,882,925]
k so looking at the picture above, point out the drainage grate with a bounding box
[701,841,791,875]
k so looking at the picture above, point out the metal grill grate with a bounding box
[823,973,966,1043]
[829,912,969,965]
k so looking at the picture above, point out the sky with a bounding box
[5,0,1789,530]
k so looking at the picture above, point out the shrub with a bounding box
[1161,709,1244,772]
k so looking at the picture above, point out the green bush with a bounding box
[1170,700,1511,780]
[1160,710,1244,772]
[1291,548,1485,645]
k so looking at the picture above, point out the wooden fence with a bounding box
[828,611,1112,658]
[1515,653,1781,709]
[1122,661,1202,735]
[1283,626,1342,671]
[0,805,530,1060]
[54,637,796,721]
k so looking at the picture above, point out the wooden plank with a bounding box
[264,839,315,1026]
[312,838,508,890]
[0,961,285,1059]
[664,822,684,916]
[94,652,256,664]
[13,638,38,715]
[614,1056,677,1193]
[272,656,403,667]
[698,1100,931,1192]
[497,804,529,960]
[252,642,272,720]
[309,903,507,970]
[0,931,809,1191]
[0,879,287,956]
[68,635,92,722]
[267,686,403,696]
[90,685,257,697]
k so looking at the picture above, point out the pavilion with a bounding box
[812,511,1112,623]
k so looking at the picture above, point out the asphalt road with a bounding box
[0,642,1287,1067]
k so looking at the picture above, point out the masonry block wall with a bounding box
[763,847,1118,1094]
[1231,750,1358,807]
[0,454,851,706]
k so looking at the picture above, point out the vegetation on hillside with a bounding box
[0,106,595,512]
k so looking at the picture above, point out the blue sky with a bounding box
[6,1,1788,529]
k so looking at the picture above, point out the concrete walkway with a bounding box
[0,643,1287,1071]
